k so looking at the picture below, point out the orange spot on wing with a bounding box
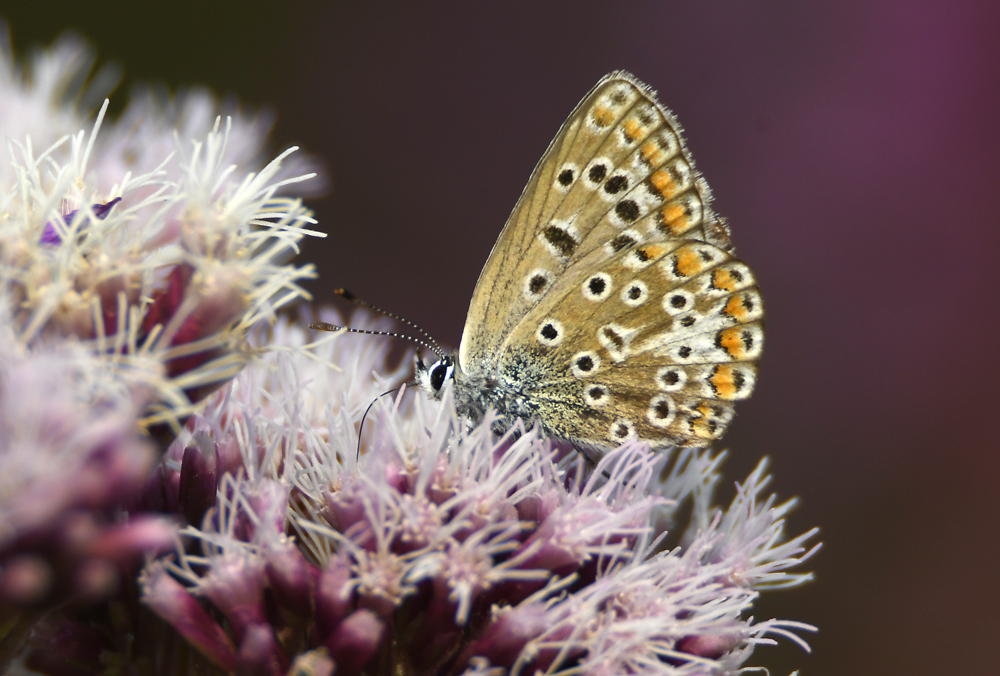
[593,106,615,127]
[641,141,664,166]
[674,247,702,277]
[717,328,747,359]
[709,365,737,399]
[713,269,738,292]
[640,244,668,260]
[723,295,749,321]
[651,169,678,199]
[690,403,715,437]
[623,119,643,142]
[661,202,692,234]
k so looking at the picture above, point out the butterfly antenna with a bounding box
[333,288,446,356]
[355,384,410,460]
[309,321,444,359]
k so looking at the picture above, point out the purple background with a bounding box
[4,1,998,673]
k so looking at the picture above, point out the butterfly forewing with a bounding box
[461,72,731,371]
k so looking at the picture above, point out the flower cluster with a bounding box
[0,29,819,676]
[114,312,816,676]
[0,25,321,656]
[0,343,174,616]
[0,29,323,431]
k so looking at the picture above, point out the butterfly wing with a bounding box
[460,72,732,371]
[498,238,763,449]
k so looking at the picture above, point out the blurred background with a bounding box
[1,1,997,674]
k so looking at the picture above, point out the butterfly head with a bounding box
[414,351,456,400]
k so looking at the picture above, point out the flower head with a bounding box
[0,33,324,431]
[0,342,176,613]
[126,311,819,676]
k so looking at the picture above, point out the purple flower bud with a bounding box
[236,624,283,676]
[314,557,354,642]
[323,483,367,542]
[199,553,268,645]
[238,480,288,543]
[141,563,238,671]
[514,488,562,526]
[326,609,384,676]
[675,633,743,660]
[86,515,177,564]
[265,542,320,618]
[456,603,550,670]
[514,511,590,575]
[179,433,221,525]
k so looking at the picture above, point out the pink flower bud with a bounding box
[141,563,237,671]
[326,609,384,676]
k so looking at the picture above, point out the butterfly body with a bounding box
[415,71,764,452]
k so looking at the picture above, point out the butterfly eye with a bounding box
[430,362,450,392]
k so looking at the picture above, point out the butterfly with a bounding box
[415,72,763,452]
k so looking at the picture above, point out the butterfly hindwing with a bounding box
[499,238,763,449]
[460,72,731,372]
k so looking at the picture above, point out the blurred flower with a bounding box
[0,341,176,619]
[93,311,815,676]
[0,27,324,672]
[0,26,324,432]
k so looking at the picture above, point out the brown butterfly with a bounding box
[413,71,764,452]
